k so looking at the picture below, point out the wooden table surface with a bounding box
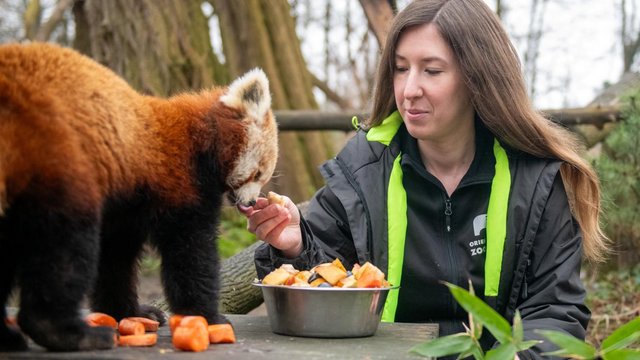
[1,313,438,360]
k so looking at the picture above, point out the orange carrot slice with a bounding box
[172,322,209,352]
[169,315,184,334]
[208,324,236,344]
[178,316,208,328]
[118,333,158,347]
[118,318,145,336]
[170,315,208,334]
[122,317,159,332]
[85,312,117,329]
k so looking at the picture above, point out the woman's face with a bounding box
[393,23,474,142]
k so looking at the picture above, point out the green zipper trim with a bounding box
[366,111,402,145]
[381,153,407,322]
[367,111,510,319]
[484,139,511,296]
[380,138,510,321]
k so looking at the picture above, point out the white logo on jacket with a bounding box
[470,214,487,256]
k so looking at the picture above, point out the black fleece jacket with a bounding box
[255,123,590,360]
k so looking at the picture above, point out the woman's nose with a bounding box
[403,71,423,99]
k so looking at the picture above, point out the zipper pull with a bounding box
[445,198,452,232]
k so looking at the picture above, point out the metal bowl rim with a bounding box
[252,283,398,291]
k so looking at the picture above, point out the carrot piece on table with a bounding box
[169,315,184,334]
[122,317,159,332]
[172,322,209,352]
[85,312,117,329]
[177,316,208,328]
[170,315,208,334]
[208,324,236,344]
[118,318,145,336]
[118,333,158,347]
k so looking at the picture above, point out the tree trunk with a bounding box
[211,0,340,203]
[358,0,395,47]
[74,0,226,96]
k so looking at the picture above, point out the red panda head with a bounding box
[220,68,278,207]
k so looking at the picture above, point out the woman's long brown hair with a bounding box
[367,0,608,261]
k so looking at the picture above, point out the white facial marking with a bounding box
[220,68,277,206]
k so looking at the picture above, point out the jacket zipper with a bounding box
[445,198,452,232]
[444,197,458,316]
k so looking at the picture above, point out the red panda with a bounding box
[0,42,278,351]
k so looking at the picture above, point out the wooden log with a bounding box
[274,106,621,132]
[218,241,263,314]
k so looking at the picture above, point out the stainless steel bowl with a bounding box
[253,283,396,338]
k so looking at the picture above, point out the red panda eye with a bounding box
[254,171,262,180]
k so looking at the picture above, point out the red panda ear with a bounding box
[220,68,272,124]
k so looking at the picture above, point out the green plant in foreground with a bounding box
[410,282,539,359]
[536,317,640,359]
[410,282,640,359]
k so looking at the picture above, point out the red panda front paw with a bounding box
[137,304,167,326]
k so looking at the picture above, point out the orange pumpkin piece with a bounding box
[118,333,158,347]
[208,324,236,344]
[122,317,159,332]
[356,264,385,288]
[118,318,145,336]
[172,320,209,352]
[314,263,347,285]
[267,191,285,206]
[85,312,117,329]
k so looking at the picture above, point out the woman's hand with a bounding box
[237,193,303,258]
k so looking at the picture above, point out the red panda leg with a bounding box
[154,204,228,325]
[14,204,115,351]
[0,229,27,351]
[90,203,165,324]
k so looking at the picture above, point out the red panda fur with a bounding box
[0,42,277,352]
[0,43,256,215]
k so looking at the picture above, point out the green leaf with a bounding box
[485,343,517,360]
[410,333,475,358]
[536,330,597,359]
[457,344,486,360]
[516,340,542,352]
[602,316,640,353]
[513,310,523,343]
[445,282,512,344]
[466,280,484,338]
[472,313,484,338]
[602,349,640,360]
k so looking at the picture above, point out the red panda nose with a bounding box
[248,199,257,206]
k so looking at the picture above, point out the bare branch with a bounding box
[358,0,394,47]
[309,72,352,109]
[35,0,75,42]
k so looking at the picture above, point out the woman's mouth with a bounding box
[404,108,429,120]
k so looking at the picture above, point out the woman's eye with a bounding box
[426,69,442,75]
[394,66,408,73]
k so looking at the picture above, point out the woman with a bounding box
[239,0,608,358]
